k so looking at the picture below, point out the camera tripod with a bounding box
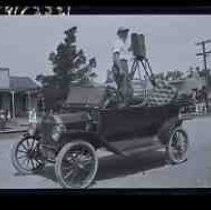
[129,56,155,86]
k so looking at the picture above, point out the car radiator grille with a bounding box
[40,120,55,145]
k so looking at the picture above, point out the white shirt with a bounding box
[112,38,130,60]
[105,70,117,89]
[29,109,37,124]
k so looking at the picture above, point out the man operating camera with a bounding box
[112,26,134,106]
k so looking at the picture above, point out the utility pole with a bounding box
[196,39,211,85]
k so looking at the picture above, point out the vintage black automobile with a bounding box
[11,84,190,188]
[11,32,192,188]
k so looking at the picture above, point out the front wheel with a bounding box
[11,136,45,174]
[166,128,189,164]
[55,140,98,189]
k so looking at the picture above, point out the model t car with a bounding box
[11,33,192,188]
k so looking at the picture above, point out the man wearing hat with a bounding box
[112,26,133,106]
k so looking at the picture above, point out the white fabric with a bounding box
[106,81,117,89]
[105,70,117,89]
[112,38,130,60]
[29,109,37,124]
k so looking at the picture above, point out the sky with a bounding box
[0,15,211,83]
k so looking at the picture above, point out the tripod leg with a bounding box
[130,59,138,80]
[145,58,154,77]
[137,62,142,80]
[140,59,150,79]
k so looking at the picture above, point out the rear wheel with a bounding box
[55,140,98,189]
[166,128,189,164]
[11,136,45,174]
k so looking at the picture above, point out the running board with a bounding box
[121,142,164,157]
[102,136,164,157]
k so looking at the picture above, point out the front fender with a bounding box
[22,132,41,140]
[59,131,102,149]
[58,131,125,156]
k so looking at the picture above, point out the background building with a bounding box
[169,77,206,95]
[0,68,39,118]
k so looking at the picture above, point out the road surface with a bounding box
[0,117,211,188]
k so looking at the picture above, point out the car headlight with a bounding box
[51,124,64,142]
[50,115,66,142]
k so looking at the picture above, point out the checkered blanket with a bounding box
[145,80,178,107]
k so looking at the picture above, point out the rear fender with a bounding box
[157,117,183,144]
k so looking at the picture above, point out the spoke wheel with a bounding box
[166,128,189,164]
[55,140,98,189]
[11,137,45,174]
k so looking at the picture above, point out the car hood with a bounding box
[40,111,87,126]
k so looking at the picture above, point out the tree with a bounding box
[199,69,207,78]
[196,66,201,77]
[186,67,194,78]
[162,70,184,81]
[154,72,165,80]
[165,71,174,81]
[173,70,184,80]
[36,26,97,94]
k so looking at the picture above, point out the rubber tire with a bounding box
[166,128,189,164]
[11,137,45,175]
[55,140,98,189]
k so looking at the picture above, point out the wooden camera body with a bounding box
[131,33,146,60]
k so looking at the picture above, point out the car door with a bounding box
[98,106,156,141]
